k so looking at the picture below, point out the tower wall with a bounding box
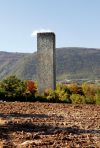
[37,32,56,94]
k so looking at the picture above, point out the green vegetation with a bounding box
[0,75,21,98]
[0,51,31,81]
[1,75,100,105]
[0,47,100,81]
[0,75,36,102]
[56,47,100,80]
[41,83,100,105]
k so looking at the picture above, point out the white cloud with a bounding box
[31,29,51,37]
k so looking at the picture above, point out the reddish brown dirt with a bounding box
[0,101,100,148]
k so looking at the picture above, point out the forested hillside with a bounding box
[56,47,100,80]
[0,51,31,80]
[0,47,100,81]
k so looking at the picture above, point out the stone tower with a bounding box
[37,32,56,94]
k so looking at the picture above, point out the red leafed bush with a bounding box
[69,83,83,95]
[26,81,37,95]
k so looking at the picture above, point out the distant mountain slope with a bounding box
[0,51,31,80]
[56,47,100,80]
[0,47,100,81]
[8,52,37,80]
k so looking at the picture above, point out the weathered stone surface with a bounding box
[37,32,56,94]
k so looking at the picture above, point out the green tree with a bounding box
[0,75,21,97]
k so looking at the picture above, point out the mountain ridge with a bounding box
[0,47,100,81]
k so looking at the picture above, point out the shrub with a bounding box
[23,81,37,102]
[96,93,100,105]
[60,94,72,103]
[26,81,37,95]
[55,83,71,103]
[85,95,96,104]
[0,88,6,100]
[42,88,59,103]
[56,83,70,94]
[56,83,62,91]
[69,83,83,95]
[82,83,99,97]
[0,75,21,98]
[70,94,86,104]
[60,84,70,94]
[42,88,52,97]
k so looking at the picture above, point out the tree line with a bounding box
[0,75,100,105]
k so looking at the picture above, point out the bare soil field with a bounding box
[0,101,100,147]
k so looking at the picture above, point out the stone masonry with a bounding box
[37,32,56,94]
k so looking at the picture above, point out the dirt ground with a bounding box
[0,101,100,148]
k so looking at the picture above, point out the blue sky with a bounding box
[0,0,100,53]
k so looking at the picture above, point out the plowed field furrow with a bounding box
[0,101,100,147]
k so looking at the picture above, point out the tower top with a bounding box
[37,32,55,35]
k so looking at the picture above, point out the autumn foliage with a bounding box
[69,83,83,95]
[23,81,37,97]
[26,81,37,95]
[1,75,100,105]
